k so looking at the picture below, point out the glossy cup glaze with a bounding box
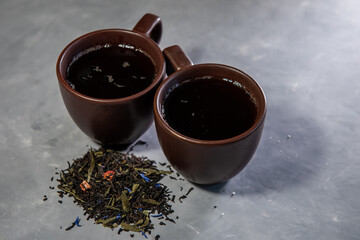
[56,14,165,148]
[154,45,267,185]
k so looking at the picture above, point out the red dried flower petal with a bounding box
[103,170,115,181]
[80,180,91,191]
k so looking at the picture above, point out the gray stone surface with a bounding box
[1,0,360,239]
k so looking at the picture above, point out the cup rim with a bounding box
[154,63,267,145]
[56,28,165,104]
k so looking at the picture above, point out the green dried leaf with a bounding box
[121,191,130,212]
[105,206,121,211]
[111,196,116,207]
[134,168,172,175]
[130,184,140,194]
[78,161,87,174]
[142,199,160,206]
[94,151,103,158]
[140,212,150,227]
[104,186,111,197]
[141,216,149,228]
[120,223,141,232]
[87,149,95,182]
[102,216,118,225]
[96,219,104,224]
[107,196,116,207]
[135,219,144,226]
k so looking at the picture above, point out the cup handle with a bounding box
[163,45,193,75]
[132,13,162,44]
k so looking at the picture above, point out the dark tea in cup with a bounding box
[56,13,165,147]
[67,44,156,99]
[162,75,257,140]
[154,45,266,185]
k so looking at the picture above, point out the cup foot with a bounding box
[102,143,131,151]
[91,139,131,151]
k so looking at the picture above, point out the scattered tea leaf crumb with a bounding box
[57,191,64,198]
[179,195,187,203]
[166,217,176,224]
[186,187,194,196]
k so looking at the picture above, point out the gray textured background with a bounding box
[1,0,360,239]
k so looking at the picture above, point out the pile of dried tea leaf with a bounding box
[57,148,176,237]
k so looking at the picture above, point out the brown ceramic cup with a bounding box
[56,14,165,148]
[153,45,267,185]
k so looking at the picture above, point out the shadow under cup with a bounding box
[56,17,165,147]
[154,47,266,185]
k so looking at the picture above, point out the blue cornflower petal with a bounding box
[141,231,148,239]
[150,214,163,218]
[115,214,121,220]
[74,216,82,227]
[124,187,132,192]
[139,173,150,182]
